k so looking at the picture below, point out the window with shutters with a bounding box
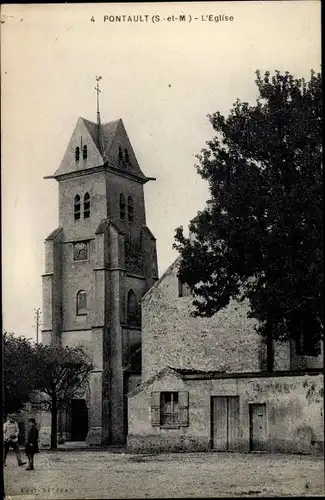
[161,392,179,425]
[151,391,189,428]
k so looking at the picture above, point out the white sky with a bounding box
[1,1,321,340]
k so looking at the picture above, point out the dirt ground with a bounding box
[4,450,324,499]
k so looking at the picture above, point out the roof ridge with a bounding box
[102,119,122,158]
[95,218,125,235]
[141,256,181,303]
[127,367,182,398]
[45,227,63,241]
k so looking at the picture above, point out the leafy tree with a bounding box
[32,344,93,449]
[174,70,323,371]
[3,332,37,415]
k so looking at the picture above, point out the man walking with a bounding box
[25,418,39,471]
[4,414,26,467]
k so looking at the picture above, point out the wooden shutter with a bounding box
[178,391,189,426]
[151,392,160,427]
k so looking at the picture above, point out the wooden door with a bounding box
[212,397,228,450]
[227,396,240,451]
[212,396,240,451]
[249,403,267,451]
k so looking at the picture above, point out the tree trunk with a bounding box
[51,393,58,450]
[266,320,274,373]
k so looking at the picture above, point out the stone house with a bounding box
[127,258,324,454]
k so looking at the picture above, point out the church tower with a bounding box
[41,78,158,445]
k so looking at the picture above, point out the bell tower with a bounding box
[41,78,158,444]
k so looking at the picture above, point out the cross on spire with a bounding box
[95,76,105,158]
[95,76,102,126]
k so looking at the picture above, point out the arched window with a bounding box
[84,192,90,219]
[74,195,81,221]
[75,147,80,162]
[120,194,126,220]
[76,290,87,315]
[118,146,123,163]
[125,149,130,164]
[83,145,88,160]
[127,289,140,326]
[127,196,134,223]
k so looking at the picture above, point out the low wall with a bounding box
[127,434,209,453]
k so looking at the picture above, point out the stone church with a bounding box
[41,102,158,445]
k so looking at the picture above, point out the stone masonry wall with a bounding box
[142,261,291,380]
[127,370,324,454]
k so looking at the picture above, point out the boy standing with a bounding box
[25,418,39,471]
[4,414,26,467]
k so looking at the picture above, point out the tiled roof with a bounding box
[141,256,181,303]
[52,116,151,181]
[81,117,148,180]
[45,227,63,241]
[127,366,324,397]
[82,117,120,156]
[127,367,184,397]
[95,219,125,235]
[171,367,324,380]
[142,225,156,241]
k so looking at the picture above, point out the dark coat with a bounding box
[25,426,39,454]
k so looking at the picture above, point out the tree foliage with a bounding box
[32,343,94,449]
[174,70,323,364]
[3,332,93,449]
[3,332,37,415]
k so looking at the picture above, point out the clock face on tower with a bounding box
[73,241,88,261]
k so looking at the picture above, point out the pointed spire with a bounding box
[95,76,104,157]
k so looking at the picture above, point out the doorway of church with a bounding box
[70,399,88,441]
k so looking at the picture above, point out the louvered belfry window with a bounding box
[119,146,123,163]
[74,195,81,220]
[120,193,126,220]
[127,196,134,223]
[127,289,140,326]
[84,192,90,219]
